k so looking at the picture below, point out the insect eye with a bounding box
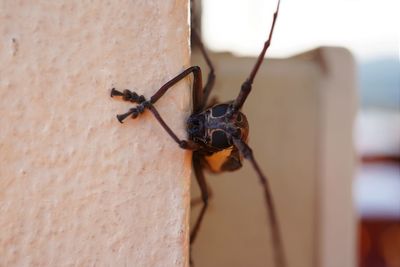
[211,130,230,148]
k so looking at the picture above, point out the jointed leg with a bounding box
[232,0,280,112]
[232,138,286,267]
[147,105,200,150]
[111,65,204,115]
[110,88,146,104]
[192,29,215,108]
[111,66,205,149]
[149,66,204,113]
[190,153,209,245]
[191,185,213,207]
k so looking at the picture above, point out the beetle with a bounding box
[111,1,285,266]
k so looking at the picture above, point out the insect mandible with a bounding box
[111,1,285,266]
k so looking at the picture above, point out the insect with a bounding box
[111,1,285,266]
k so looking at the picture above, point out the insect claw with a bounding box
[111,88,123,97]
[116,107,140,123]
[116,110,133,123]
[116,114,125,123]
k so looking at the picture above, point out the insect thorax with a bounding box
[187,103,249,152]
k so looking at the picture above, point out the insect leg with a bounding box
[112,66,204,114]
[147,105,201,150]
[232,137,286,267]
[110,88,146,104]
[150,66,204,113]
[111,67,206,149]
[232,0,280,112]
[192,29,215,108]
[190,152,209,246]
[190,185,213,207]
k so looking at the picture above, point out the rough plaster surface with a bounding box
[0,1,191,266]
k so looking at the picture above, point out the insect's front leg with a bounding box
[111,90,200,150]
[147,105,201,150]
[111,66,206,149]
[110,88,150,123]
[111,88,146,104]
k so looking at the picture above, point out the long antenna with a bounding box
[232,0,281,111]
[248,0,280,84]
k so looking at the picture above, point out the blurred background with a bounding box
[190,0,399,266]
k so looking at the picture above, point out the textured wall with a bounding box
[0,1,191,266]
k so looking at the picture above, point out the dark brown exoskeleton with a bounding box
[187,102,249,172]
[111,1,286,266]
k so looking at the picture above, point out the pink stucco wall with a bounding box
[0,1,191,266]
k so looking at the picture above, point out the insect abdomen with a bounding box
[204,146,242,173]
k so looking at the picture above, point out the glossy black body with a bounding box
[187,103,249,152]
[187,102,250,173]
